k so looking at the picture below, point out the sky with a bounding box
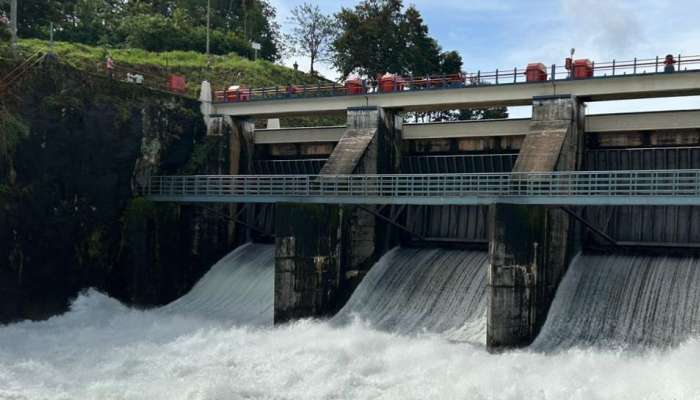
[268,0,700,117]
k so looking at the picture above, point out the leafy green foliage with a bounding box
[0,109,29,159]
[331,0,458,79]
[8,0,280,61]
[116,13,253,56]
[440,51,463,74]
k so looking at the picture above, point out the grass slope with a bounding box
[15,39,323,92]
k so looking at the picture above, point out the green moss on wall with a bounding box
[0,109,29,161]
[183,139,219,174]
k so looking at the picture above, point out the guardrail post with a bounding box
[655,56,659,73]
[612,60,616,76]
[633,57,637,74]
[495,69,499,84]
[513,67,517,84]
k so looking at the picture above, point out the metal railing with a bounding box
[0,50,45,94]
[212,53,700,104]
[141,169,700,206]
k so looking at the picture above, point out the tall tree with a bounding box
[439,51,463,74]
[401,6,440,77]
[285,3,334,74]
[332,0,406,78]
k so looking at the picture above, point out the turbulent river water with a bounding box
[2,244,700,399]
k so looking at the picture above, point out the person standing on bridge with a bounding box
[106,55,114,79]
[664,54,676,73]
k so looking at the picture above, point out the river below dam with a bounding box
[2,244,700,399]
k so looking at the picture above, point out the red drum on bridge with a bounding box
[525,63,547,82]
[345,78,365,94]
[573,59,594,79]
[225,85,251,102]
[379,73,405,93]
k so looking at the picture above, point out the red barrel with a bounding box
[226,85,251,102]
[525,63,547,82]
[379,74,405,93]
[169,75,187,93]
[573,59,593,79]
[345,79,365,94]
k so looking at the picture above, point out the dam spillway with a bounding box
[533,252,700,351]
[333,247,489,342]
[161,243,274,325]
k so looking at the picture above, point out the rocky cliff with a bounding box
[0,56,233,322]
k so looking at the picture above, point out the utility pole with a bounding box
[49,22,54,52]
[206,0,210,59]
[242,0,247,42]
[10,0,17,51]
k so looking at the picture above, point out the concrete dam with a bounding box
[7,57,700,399]
[138,67,700,353]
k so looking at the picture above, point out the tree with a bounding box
[331,0,447,79]
[6,0,281,61]
[439,51,463,75]
[401,6,440,77]
[285,3,334,74]
[332,0,405,78]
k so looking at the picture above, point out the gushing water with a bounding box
[334,247,488,342]
[3,247,700,399]
[534,253,700,351]
[161,243,274,325]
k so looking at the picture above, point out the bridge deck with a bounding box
[212,70,700,117]
[142,170,700,206]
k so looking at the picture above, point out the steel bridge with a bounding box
[141,169,700,206]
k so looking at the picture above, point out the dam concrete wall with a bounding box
[488,96,585,350]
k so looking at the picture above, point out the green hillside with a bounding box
[12,39,323,95]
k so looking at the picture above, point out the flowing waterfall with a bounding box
[161,243,275,325]
[533,252,700,351]
[334,247,489,342]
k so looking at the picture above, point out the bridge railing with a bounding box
[212,53,700,104]
[141,170,700,202]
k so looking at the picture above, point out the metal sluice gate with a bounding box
[140,169,700,206]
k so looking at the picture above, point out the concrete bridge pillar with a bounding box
[487,95,585,351]
[274,107,401,323]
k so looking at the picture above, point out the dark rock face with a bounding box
[0,59,232,323]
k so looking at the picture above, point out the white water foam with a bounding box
[334,247,488,342]
[3,247,700,399]
[2,289,700,399]
[533,253,700,351]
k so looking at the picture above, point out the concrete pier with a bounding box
[487,95,584,351]
[273,107,401,322]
